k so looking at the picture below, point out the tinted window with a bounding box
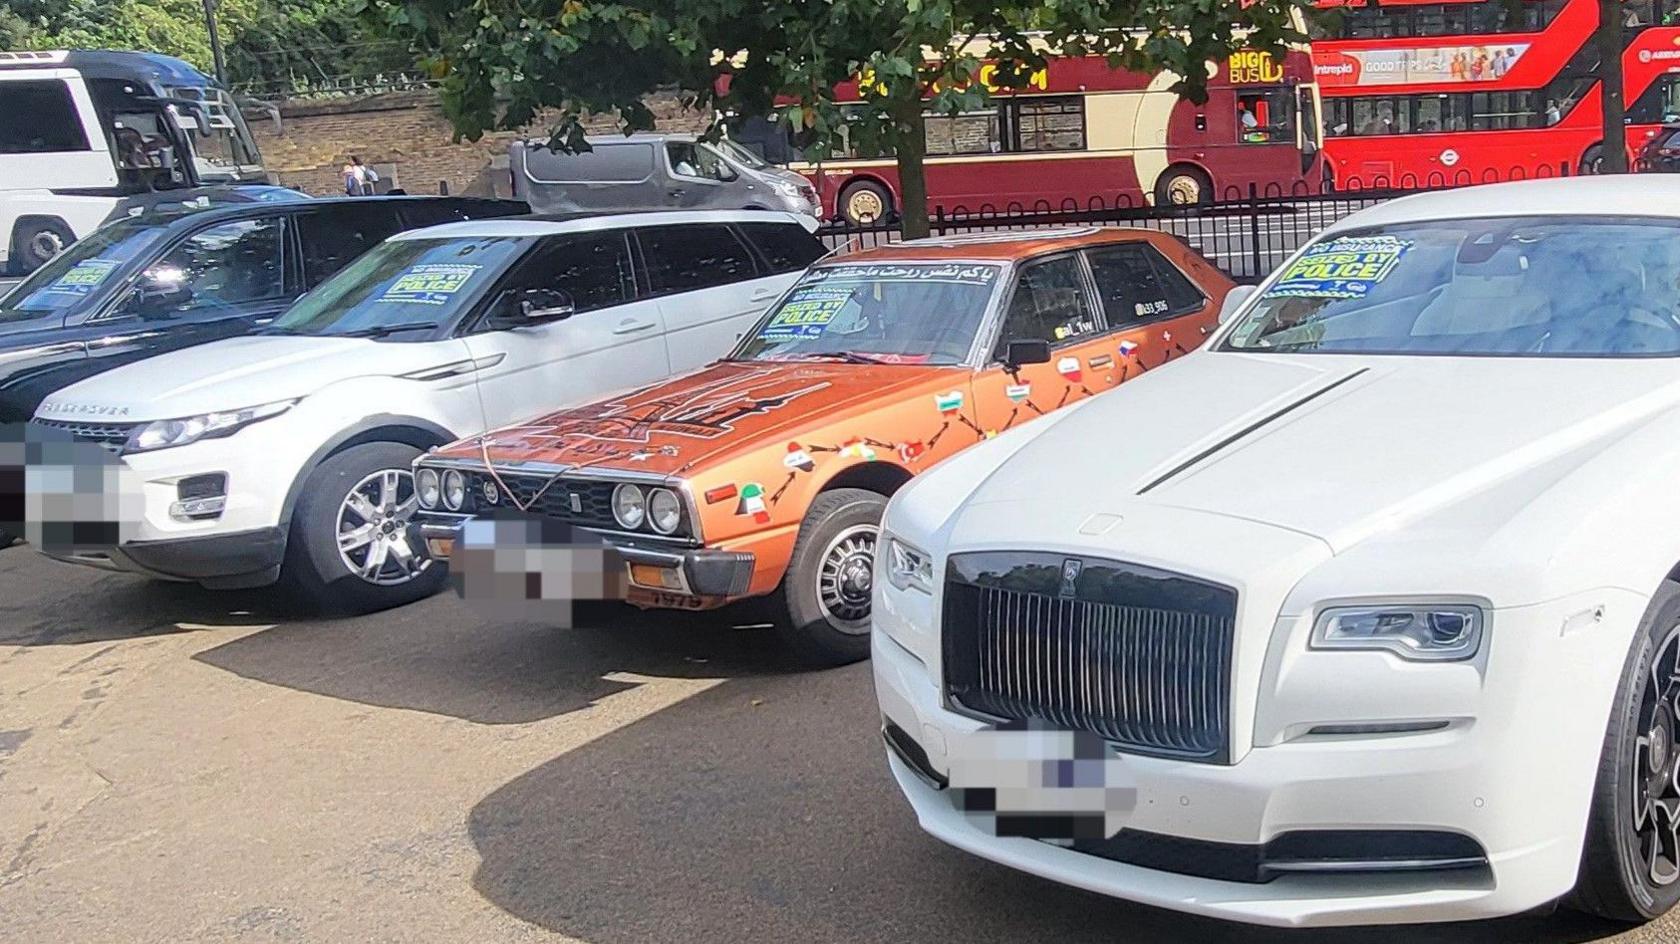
[0,80,89,153]
[138,218,288,315]
[1087,243,1204,324]
[0,221,165,321]
[522,142,654,183]
[507,233,633,314]
[997,255,1097,349]
[638,224,758,294]
[397,200,522,230]
[738,221,824,273]
[296,205,404,286]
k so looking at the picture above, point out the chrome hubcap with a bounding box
[816,524,877,634]
[335,468,428,586]
[1633,625,1680,886]
[29,230,64,260]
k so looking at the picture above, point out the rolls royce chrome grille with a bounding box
[942,552,1236,764]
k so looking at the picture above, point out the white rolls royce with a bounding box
[871,176,1680,927]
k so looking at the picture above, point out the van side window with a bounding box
[638,224,758,294]
[296,205,404,286]
[737,222,824,273]
[514,232,634,314]
[0,80,88,152]
[665,142,730,181]
[1086,243,1206,325]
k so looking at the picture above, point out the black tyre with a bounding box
[771,487,887,666]
[1581,144,1606,176]
[280,441,446,614]
[1154,166,1213,206]
[839,180,893,225]
[11,218,74,275]
[1571,581,1680,922]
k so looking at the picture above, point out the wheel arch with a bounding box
[1154,161,1216,204]
[816,460,914,499]
[837,174,897,206]
[277,414,459,528]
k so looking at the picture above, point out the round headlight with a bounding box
[442,470,466,511]
[416,468,440,509]
[612,483,646,530]
[648,488,682,535]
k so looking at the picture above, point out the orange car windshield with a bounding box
[734,262,1002,366]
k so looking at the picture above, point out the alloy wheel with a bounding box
[335,468,428,586]
[1633,624,1680,886]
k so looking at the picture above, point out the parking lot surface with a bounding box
[0,547,1669,943]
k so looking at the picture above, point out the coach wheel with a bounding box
[1581,144,1606,176]
[840,180,892,225]
[1155,166,1213,206]
[11,218,74,275]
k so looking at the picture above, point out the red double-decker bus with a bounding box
[1313,0,1680,185]
[778,48,1324,224]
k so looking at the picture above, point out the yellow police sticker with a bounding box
[1266,236,1412,300]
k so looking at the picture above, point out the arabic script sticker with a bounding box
[1440,148,1460,167]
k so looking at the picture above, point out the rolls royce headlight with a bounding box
[612,483,646,530]
[885,537,934,594]
[125,399,296,453]
[648,487,682,535]
[441,470,466,511]
[1311,604,1484,662]
[415,468,441,509]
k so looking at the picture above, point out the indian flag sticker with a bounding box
[737,482,770,523]
[1118,340,1139,357]
[935,390,964,415]
[1056,356,1082,382]
[783,442,816,473]
[1005,382,1031,403]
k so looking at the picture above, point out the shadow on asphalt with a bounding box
[464,663,1631,944]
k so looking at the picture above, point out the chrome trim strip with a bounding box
[1265,857,1486,874]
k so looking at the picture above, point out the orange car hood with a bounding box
[454,360,964,477]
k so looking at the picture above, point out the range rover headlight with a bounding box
[885,537,934,594]
[1311,603,1484,662]
[415,468,441,509]
[441,470,466,511]
[125,399,296,453]
[612,483,646,530]
[648,487,682,535]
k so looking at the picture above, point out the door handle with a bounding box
[613,319,657,335]
[749,287,778,302]
[669,188,685,197]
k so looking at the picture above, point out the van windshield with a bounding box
[1223,217,1680,357]
[0,220,166,323]
[733,262,1003,365]
[265,236,529,338]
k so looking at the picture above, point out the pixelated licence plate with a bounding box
[945,724,1137,841]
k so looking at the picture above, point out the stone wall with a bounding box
[247,90,712,198]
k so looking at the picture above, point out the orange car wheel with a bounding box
[772,487,887,666]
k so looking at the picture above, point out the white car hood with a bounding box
[36,335,461,421]
[961,350,1680,554]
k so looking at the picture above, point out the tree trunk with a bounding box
[1598,0,1628,173]
[892,101,931,239]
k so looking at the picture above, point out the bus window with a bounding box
[1237,89,1295,143]
[0,80,90,153]
[1629,74,1680,125]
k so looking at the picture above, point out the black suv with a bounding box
[0,195,528,422]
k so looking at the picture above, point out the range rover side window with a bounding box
[504,232,634,316]
[296,205,404,286]
[121,217,288,317]
[1086,243,1205,325]
[738,221,825,273]
[994,254,1098,354]
[637,224,758,295]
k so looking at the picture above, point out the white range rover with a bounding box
[27,210,819,611]
[872,177,1680,926]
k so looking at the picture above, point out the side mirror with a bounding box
[511,287,575,324]
[128,266,193,317]
[1001,338,1052,369]
[1219,285,1258,324]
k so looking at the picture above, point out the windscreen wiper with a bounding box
[335,321,440,339]
[791,351,894,365]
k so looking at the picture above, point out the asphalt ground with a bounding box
[1,546,1674,943]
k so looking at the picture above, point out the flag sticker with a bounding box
[839,439,878,461]
[935,390,964,415]
[1056,356,1082,382]
[783,442,816,472]
[1118,340,1139,357]
[1005,382,1031,403]
[896,441,927,463]
[737,482,770,523]
[1266,236,1412,300]
[378,263,483,305]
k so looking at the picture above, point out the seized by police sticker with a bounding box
[377,263,483,305]
[759,290,850,341]
[1265,236,1412,300]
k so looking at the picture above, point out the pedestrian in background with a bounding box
[343,156,380,195]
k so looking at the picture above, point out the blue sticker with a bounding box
[377,263,483,305]
[1267,236,1412,300]
[758,290,851,341]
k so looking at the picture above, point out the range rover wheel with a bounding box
[772,487,886,666]
[1572,581,1680,922]
[281,441,447,614]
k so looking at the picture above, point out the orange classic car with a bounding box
[413,226,1233,663]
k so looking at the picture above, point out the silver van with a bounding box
[510,133,821,219]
